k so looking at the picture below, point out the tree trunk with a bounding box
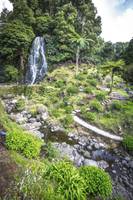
[76,46,80,76]
[109,70,114,94]
[20,50,25,82]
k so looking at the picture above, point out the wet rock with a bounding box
[129,161,133,169]
[82,151,91,159]
[83,159,98,167]
[28,118,37,123]
[21,122,42,131]
[125,157,131,162]
[10,113,27,124]
[98,160,109,169]
[93,143,100,149]
[41,112,49,121]
[37,105,48,114]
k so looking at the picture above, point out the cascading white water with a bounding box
[25,37,47,84]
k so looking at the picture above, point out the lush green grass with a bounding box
[0,100,43,158]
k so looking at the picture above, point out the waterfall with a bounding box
[25,37,47,85]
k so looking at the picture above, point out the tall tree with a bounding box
[9,0,35,25]
[0,20,35,80]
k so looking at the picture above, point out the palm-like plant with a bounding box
[71,36,94,75]
[101,59,125,93]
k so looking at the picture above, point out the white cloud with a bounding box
[0,0,133,43]
[0,0,13,13]
[93,0,133,42]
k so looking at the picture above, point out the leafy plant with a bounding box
[87,78,97,87]
[79,166,112,199]
[46,161,86,200]
[90,100,103,112]
[96,92,106,101]
[61,114,74,128]
[81,107,96,122]
[67,85,79,95]
[123,134,133,151]
[15,99,25,111]
[84,87,93,94]
[6,131,43,158]
[5,65,19,82]
[110,101,123,111]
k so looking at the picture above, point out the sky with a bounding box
[0,0,133,43]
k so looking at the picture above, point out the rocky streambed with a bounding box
[2,95,133,199]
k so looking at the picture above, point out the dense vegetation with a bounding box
[0,1,133,200]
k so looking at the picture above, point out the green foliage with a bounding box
[84,87,93,94]
[10,0,35,25]
[76,73,86,81]
[46,161,86,200]
[55,80,66,88]
[81,107,96,122]
[124,38,133,64]
[35,14,52,35]
[123,64,133,83]
[96,91,106,101]
[79,166,112,199]
[61,114,74,128]
[15,99,25,111]
[67,85,79,95]
[4,65,19,82]
[0,101,42,159]
[1,0,101,68]
[110,101,123,111]
[42,142,59,161]
[90,100,103,112]
[87,78,97,87]
[123,135,133,151]
[6,131,43,158]
[0,20,35,77]
[16,169,65,200]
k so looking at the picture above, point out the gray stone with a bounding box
[83,159,98,167]
[98,160,109,169]
[83,151,91,159]
[94,143,100,149]
[10,113,27,124]
[41,112,49,121]
[37,105,48,114]
[129,161,133,169]
[28,118,37,123]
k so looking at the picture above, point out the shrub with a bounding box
[96,92,106,101]
[123,135,133,151]
[65,106,73,114]
[76,73,86,81]
[110,101,123,111]
[6,131,43,158]
[43,142,59,160]
[55,80,66,88]
[84,87,93,94]
[61,115,74,128]
[15,169,65,200]
[90,100,103,112]
[81,108,96,122]
[87,78,97,87]
[15,99,25,111]
[79,166,112,199]
[5,65,19,82]
[67,85,78,95]
[46,161,86,200]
